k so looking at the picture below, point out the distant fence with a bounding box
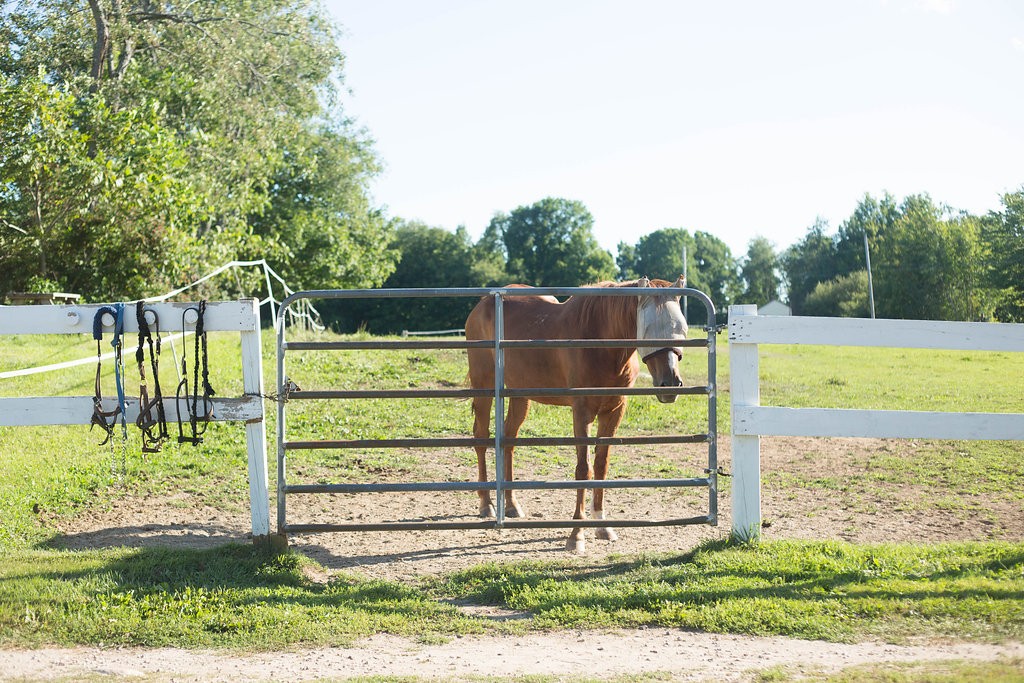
[401,328,465,337]
[0,299,271,544]
[727,304,1024,541]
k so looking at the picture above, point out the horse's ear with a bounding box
[672,275,685,288]
[637,276,650,288]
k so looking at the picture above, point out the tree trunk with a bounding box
[87,0,109,86]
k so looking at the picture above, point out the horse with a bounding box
[464,276,688,553]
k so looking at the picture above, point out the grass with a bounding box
[0,538,1021,648]
[1,326,1023,649]
[429,538,1024,643]
[0,544,495,648]
[758,345,1024,413]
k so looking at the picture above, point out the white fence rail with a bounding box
[0,299,270,544]
[727,304,1024,541]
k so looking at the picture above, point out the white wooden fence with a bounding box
[728,304,1024,541]
[0,299,271,544]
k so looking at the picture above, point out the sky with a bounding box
[323,0,1024,258]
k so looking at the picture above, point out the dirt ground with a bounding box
[15,435,1021,681]
[50,435,1024,579]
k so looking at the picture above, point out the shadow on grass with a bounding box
[3,542,492,648]
[22,543,308,591]
[296,534,567,574]
[43,523,245,552]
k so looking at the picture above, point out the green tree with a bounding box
[803,271,870,317]
[781,218,839,315]
[872,197,994,321]
[835,193,902,277]
[630,227,690,282]
[616,241,638,279]
[0,71,195,297]
[738,236,780,307]
[692,230,742,318]
[491,197,615,286]
[983,188,1024,321]
[0,0,394,300]
[335,222,479,333]
[340,222,506,333]
[247,125,396,291]
[470,222,509,286]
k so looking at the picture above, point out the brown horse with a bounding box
[465,276,687,552]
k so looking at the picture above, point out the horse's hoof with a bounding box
[596,527,618,542]
[479,503,496,518]
[506,503,527,518]
[566,536,586,554]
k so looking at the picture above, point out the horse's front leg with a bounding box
[473,396,495,517]
[501,397,530,518]
[567,405,595,553]
[592,402,627,542]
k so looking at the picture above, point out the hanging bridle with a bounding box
[135,301,169,453]
[176,300,215,445]
[91,304,127,446]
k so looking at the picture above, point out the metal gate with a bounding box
[276,285,718,536]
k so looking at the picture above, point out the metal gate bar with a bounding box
[285,516,714,534]
[285,476,712,494]
[286,386,707,400]
[283,337,709,351]
[276,286,717,537]
[284,434,709,450]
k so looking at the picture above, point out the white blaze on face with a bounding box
[635,277,688,360]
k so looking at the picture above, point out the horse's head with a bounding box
[636,276,687,403]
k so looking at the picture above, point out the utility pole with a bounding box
[682,245,688,320]
[863,231,876,319]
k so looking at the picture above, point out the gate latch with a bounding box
[705,466,731,477]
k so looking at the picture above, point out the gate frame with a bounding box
[728,303,1024,541]
[276,286,718,538]
[0,299,270,544]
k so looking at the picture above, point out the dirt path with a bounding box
[3,632,1023,682]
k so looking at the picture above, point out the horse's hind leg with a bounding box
[567,404,597,553]
[473,396,495,517]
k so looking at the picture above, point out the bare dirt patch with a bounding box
[52,436,1024,581]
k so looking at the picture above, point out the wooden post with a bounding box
[728,304,761,542]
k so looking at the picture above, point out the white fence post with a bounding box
[239,299,270,544]
[728,304,761,541]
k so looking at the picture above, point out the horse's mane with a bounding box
[573,278,672,337]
